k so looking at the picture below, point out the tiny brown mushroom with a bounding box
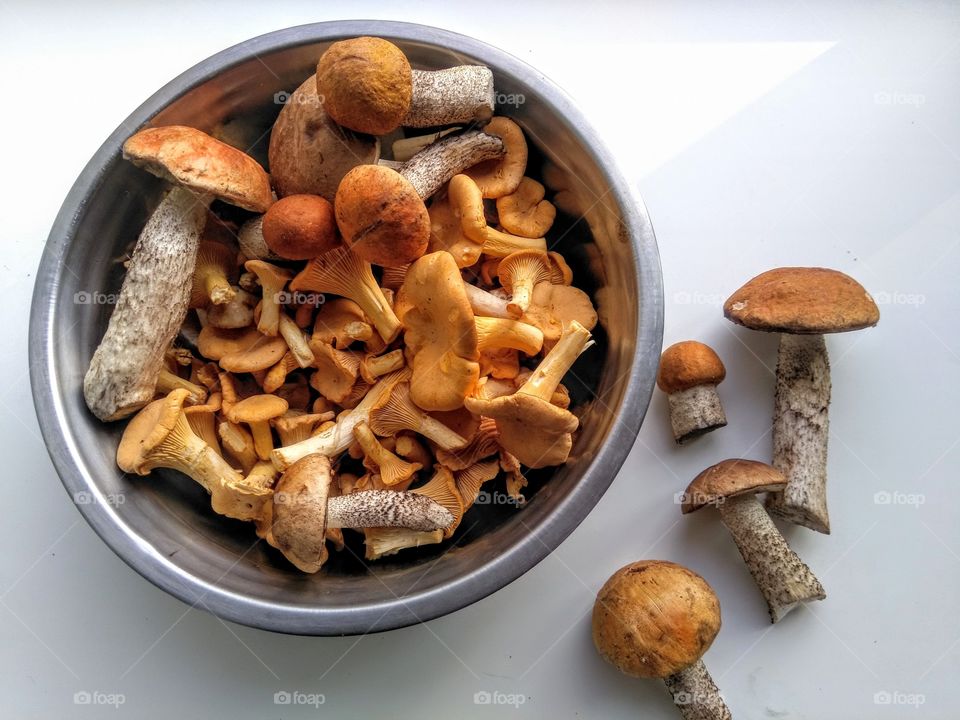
[657,341,728,444]
[592,560,731,720]
[724,267,880,533]
[261,194,339,260]
[683,459,826,622]
[226,394,289,460]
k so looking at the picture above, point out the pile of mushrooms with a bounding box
[84,36,600,572]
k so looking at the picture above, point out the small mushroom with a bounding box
[271,368,411,470]
[183,392,222,454]
[226,394,289,460]
[359,349,406,385]
[217,333,287,374]
[496,177,557,238]
[454,458,501,508]
[206,288,257,329]
[682,459,826,622]
[261,194,339,260]
[657,341,728,444]
[268,75,379,201]
[394,432,433,469]
[394,251,480,411]
[244,260,292,337]
[724,267,880,533]
[462,117,528,198]
[122,125,273,212]
[447,174,547,257]
[218,421,257,474]
[497,250,552,316]
[434,416,500,471]
[522,282,598,350]
[464,321,593,468]
[354,422,422,488]
[316,37,494,134]
[156,363,208,406]
[291,246,401,343]
[309,343,361,404]
[592,560,731,720]
[334,131,504,267]
[190,240,237,307]
[427,193,484,268]
[368,382,469,452]
[474,317,544,355]
[117,390,269,520]
[312,298,374,349]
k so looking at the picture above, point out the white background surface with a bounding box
[2,1,959,718]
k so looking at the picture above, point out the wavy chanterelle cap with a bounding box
[724,267,880,334]
[592,560,721,679]
[656,341,726,393]
[682,459,787,514]
[123,126,273,212]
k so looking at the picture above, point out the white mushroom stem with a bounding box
[519,320,594,401]
[271,371,407,470]
[399,130,504,199]
[237,216,282,261]
[404,66,495,128]
[326,490,453,531]
[717,494,826,623]
[662,660,731,720]
[463,283,513,319]
[84,187,208,421]
[278,313,314,368]
[766,333,832,534]
[667,385,727,444]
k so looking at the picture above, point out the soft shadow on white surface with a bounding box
[1,1,958,719]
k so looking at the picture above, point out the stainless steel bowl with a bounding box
[29,21,663,635]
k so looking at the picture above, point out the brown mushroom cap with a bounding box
[226,394,289,424]
[262,194,339,260]
[656,341,726,394]
[724,267,880,334]
[682,459,787,513]
[268,76,379,201]
[316,36,413,136]
[123,125,273,212]
[270,453,333,573]
[522,282,598,346]
[335,165,430,267]
[592,560,721,679]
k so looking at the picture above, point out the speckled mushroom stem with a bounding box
[326,490,454,531]
[399,130,504,199]
[404,66,495,128]
[667,385,727,444]
[718,494,826,623]
[766,333,832,534]
[83,187,208,421]
[663,660,731,720]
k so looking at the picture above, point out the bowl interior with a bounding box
[33,23,660,634]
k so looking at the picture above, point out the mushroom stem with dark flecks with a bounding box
[724,267,880,533]
[262,453,453,572]
[84,187,208,421]
[682,459,825,623]
[657,341,727,444]
[592,560,731,720]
